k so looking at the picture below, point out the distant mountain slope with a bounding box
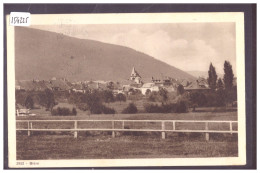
[15,27,195,82]
[186,71,224,79]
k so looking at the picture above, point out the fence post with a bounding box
[112,121,115,138]
[205,122,209,141]
[230,122,233,134]
[122,121,124,129]
[74,121,78,138]
[162,121,165,139]
[27,121,31,136]
[173,121,175,131]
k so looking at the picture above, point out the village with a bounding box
[15,67,219,116]
[15,67,211,98]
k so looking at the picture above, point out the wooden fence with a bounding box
[16,120,238,141]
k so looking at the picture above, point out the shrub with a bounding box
[72,107,77,115]
[189,92,207,107]
[148,91,159,102]
[177,84,185,95]
[176,100,189,113]
[122,103,138,114]
[89,103,103,114]
[86,103,116,114]
[51,107,76,116]
[102,106,116,114]
[161,103,176,113]
[144,104,162,113]
[115,93,126,103]
[25,95,34,109]
[15,90,27,106]
[144,103,177,113]
[158,88,168,103]
[76,103,89,111]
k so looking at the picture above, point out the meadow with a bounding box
[17,134,238,160]
[16,106,238,160]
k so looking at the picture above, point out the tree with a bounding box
[115,93,126,104]
[177,84,185,95]
[148,91,158,102]
[25,95,34,109]
[39,89,56,111]
[106,81,115,90]
[122,103,138,114]
[215,89,226,106]
[101,90,115,103]
[207,63,218,90]
[145,89,151,96]
[217,78,224,90]
[189,92,207,107]
[72,107,77,115]
[223,61,234,90]
[158,88,168,103]
[85,91,102,114]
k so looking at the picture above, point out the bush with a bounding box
[144,104,162,113]
[72,107,77,115]
[144,101,187,113]
[122,103,138,114]
[161,103,176,113]
[176,100,189,113]
[189,92,207,107]
[115,93,126,103]
[102,106,116,114]
[144,103,177,113]
[86,103,116,114]
[76,103,89,111]
[148,91,159,102]
[89,103,103,114]
[101,90,115,103]
[177,84,185,95]
[51,107,77,116]
[25,95,34,109]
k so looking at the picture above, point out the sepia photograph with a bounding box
[6,11,247,168]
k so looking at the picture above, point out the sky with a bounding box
[31,23,236,76]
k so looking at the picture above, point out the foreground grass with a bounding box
[17,109,237,121]
[16,107,238,160]
[17,134,238,160]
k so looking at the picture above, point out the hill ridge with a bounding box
[15,27,195,82]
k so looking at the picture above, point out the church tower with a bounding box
[130,67,142,84]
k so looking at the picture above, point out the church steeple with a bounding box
[131,67,136,76]
[130,67,142,84]
[130,67,141,78]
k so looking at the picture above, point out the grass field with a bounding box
[17,105,237,121]
[16,106,238,160]
[17,134,238,160]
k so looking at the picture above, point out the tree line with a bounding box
[207,60,235,91]
[188,60,236,110]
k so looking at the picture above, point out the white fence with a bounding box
[16,119,238,140]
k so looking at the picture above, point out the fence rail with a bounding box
[16,119,238,140]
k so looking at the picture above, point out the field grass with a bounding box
[18,105,237,121]
[17,134,238,160]
[16,105,238,160]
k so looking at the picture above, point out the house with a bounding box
[180,79,191,87]
[49,78,72,91]
[162,85,175,92]
[140,83,160,95]
[112,89,124,96]
[71,83,87,93]
[184,78,210,92]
